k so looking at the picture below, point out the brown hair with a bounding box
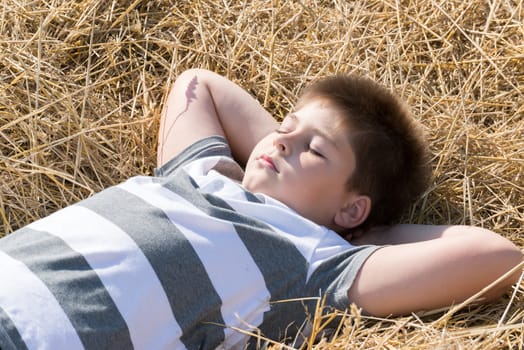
[296,75,432,231]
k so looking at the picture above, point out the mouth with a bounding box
[257,154,279,173]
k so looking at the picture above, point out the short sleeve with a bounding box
[306,244,381,310]
[154,136,238,178]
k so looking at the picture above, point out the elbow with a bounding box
[488,229,522,280]
[501,242,523,286]
[480,231,523,301]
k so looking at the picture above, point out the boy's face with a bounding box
[243,99,358,229]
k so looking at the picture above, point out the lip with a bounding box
[257,154,279,173]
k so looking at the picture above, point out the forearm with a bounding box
[198,69,278,164]
[157,69,278,167]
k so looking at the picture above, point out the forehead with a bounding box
[292,99,348,138]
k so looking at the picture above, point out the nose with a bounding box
[273,132,291,155]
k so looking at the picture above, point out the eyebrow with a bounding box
[286,113,341,150]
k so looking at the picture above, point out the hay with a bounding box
[0,0,522,348]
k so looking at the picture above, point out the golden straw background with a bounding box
[0,0,523,348]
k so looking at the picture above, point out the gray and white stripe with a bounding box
[160,171,315,345]
[117,176,270,348]
[0,243,87,349]
[80,186,226,349]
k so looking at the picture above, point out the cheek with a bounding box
[251,137,271,156]
[247,140,265,163]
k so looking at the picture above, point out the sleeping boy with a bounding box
[0,68,521,349]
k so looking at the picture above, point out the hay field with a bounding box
[0,0,522,348]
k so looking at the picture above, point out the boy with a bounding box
[0,69,521,350]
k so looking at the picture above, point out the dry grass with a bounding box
[0,0,522,348]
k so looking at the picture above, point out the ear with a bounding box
[334,195,371,229]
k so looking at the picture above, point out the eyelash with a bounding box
[308,147,324,157]
[274,129,324,158]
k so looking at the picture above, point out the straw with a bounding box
[1,0,522,348]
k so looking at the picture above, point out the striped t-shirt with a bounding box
[0,136,379,350]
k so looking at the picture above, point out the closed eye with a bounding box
[308,146,325,158]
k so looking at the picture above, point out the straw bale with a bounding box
[0,0,522,348]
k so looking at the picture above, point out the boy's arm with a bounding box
[348,225,523,317]
[157,69,279,167]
